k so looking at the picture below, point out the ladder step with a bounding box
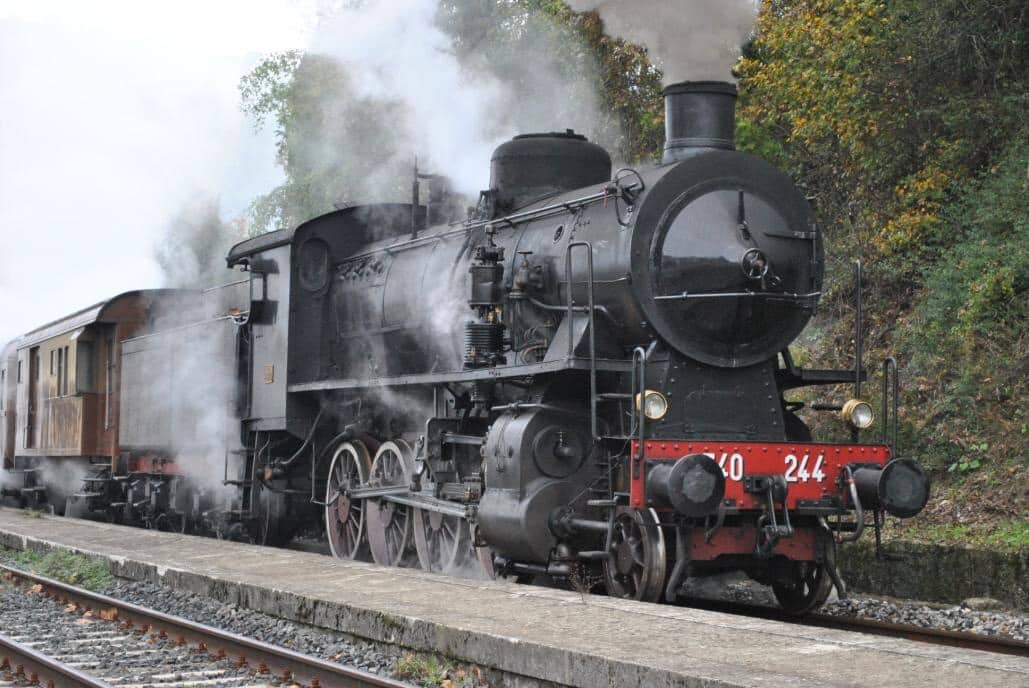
[597,393,632,400]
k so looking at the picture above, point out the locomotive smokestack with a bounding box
[662,81,737,163]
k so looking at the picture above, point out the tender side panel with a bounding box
[247,245,290,431]
[119,283,247,476]
[630,440,891,510]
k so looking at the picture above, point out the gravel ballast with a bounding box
[691,572,1029,641]
[108,578,406,676]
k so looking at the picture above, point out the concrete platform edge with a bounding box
[0,527,734,688]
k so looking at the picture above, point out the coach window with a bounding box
[55,348,63,397]
[54,345,71,397]
[17,361,22,383]
[76,340,95,393]
[62,345,70,395]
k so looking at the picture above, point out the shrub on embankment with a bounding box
[734,0,1028,537]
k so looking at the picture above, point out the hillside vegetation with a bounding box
[241,0,1027,543]
[735,0,1027,540]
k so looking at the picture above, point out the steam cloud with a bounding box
[296,0,622,376]
[300,0,618,197]
[566,0,758,84]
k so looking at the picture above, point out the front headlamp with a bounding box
[635,390,669,420]
[841,399,874,429]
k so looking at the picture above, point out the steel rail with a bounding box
[0,632,113,688]
[682,597,1029,658]
[1,564,411,688]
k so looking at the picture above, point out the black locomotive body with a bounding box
[0,81,930,613]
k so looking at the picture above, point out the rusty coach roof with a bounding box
[16,289,184,349]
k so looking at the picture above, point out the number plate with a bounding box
[630,440,892,510]
[705,451,827,483]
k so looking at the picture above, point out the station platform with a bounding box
[0,507,1024,688]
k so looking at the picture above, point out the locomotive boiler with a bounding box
[0,80,930,614]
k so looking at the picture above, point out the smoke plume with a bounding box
[566,0,758,84]
[156,197,247,289]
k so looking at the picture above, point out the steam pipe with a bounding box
[837,465,865,543]
[271,407,324,475]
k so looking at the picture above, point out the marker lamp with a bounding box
[636,390,669,420]
[841,399,874,429]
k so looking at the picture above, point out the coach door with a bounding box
[26,347,39,448]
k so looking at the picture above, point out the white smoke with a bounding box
[303,0,615,196]
[156,197,247,290]
[566,0,758,85]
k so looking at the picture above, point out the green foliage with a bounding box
[10,549,113,591]
[394,654,451,684]
[948,444,984,475]
[393,652,486,687]
[738,0,1028,260]
[239,52,410,232]
[898,519,1029,552]
[736,0,1029,502]
[901,135,1028,472]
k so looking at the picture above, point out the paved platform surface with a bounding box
[0,508,1025,688]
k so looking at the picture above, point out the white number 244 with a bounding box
[703,452,827,483]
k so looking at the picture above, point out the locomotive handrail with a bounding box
[631,346,647,473]
[854,260,863,398]
[881,357,899,452]
[566,241,598,440]
[654,290,821,302]
[459,181,643,231]
[334,180,644,266]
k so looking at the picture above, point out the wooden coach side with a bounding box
[0,340,18,469]
[12,290,194,466]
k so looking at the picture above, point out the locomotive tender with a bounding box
[0,81,929,613]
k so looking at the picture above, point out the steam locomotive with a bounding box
[0,81,929,613]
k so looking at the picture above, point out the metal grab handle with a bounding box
[631,346,647,474]
[836,464,865,543]
[565,241,598,440]
[853,260,863,398]
[881,357,899,452]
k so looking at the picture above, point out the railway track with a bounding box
[683,596,1029,658]
[0,565,410,688]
